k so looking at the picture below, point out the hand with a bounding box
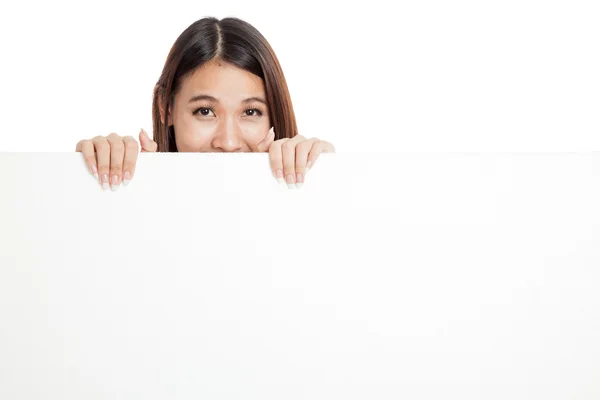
[75,129,157,191]
[267,129,336,189]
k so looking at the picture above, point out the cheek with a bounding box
[242,122,270,144]
[173,117,217,151]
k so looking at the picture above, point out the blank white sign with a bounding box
[1,152,599,399]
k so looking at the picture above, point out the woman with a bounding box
[76,16,335,191]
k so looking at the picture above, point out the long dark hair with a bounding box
[152,17,298,152]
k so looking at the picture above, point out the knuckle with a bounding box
[297,141,312,151]
[110,139,125,151]
[94,140,109,151]
[272,138,287,147]
[271,160,282,169]
[282,141,295,152]
[97,164,109,173]
[309,144,321,154]
[126,144,139,155]
[269,151,281,164]
[92,136,108,144]
[283,158,295,170]
[124,139,139,152]
[269,147,281,160]
[283,151,295,162]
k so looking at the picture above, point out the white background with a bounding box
[1,0,600,397]
[0,0,598,152]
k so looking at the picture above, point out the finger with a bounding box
[281,135,306,189]
[294,138,319,188]
[76,139,98,179]
[122,136,139,186]
[140,128,158,152]
[107,133,125,191]
[93,136,111,190]
[254,126,275,153]
[307,140,336,171]
[269,138,287,183]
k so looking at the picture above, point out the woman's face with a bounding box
[163,60,271,152]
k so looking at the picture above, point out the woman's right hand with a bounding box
[76,128,157,191]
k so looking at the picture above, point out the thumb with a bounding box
[139,128,158,152]
[254,126,275,152]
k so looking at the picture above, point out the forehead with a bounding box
[179,60,265,99]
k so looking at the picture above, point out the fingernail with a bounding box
[111,175,120,191]
[102,174,109,191]
[141,128,148,139]
[296,173,304,189]
[90,164,98,178]
[286,173,295,189]
[123,171,131,186]
[276,169,284,184]
[306,160,312,170]
[269,126,274,137]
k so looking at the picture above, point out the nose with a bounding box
[211,119,243,152]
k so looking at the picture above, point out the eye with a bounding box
[193,107,215,116]
[244,108,263,117]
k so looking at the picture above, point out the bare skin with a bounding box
[76,59,335,191]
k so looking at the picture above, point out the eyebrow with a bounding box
[188,94,267,105]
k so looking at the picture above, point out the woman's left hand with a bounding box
[267,130,336,189]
